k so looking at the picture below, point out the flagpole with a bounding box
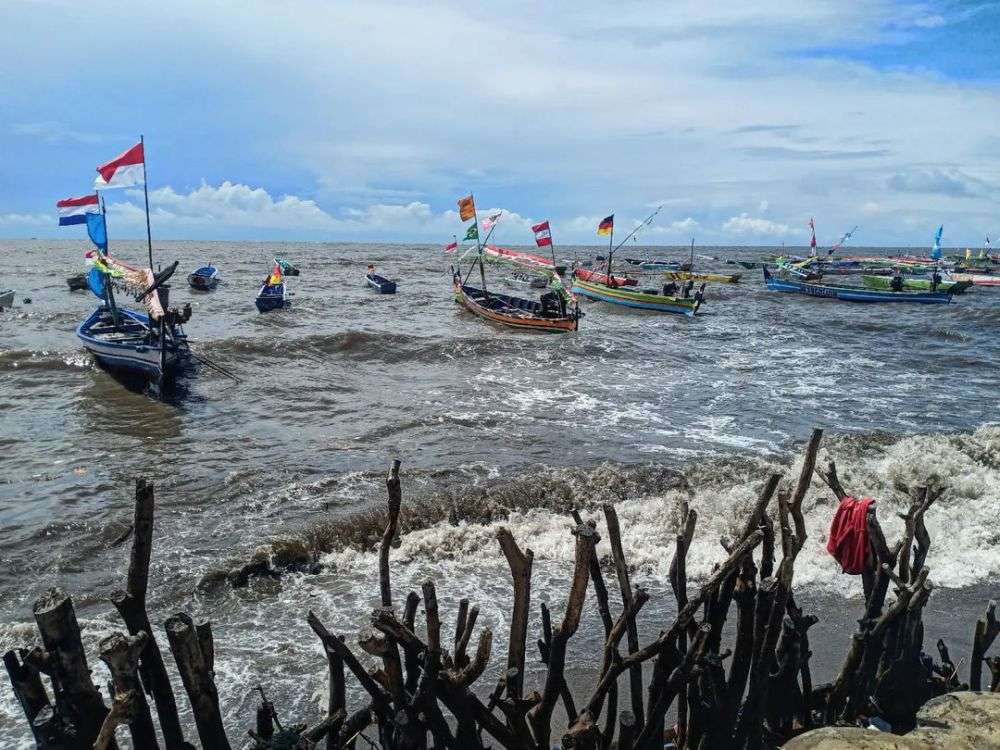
[100,195,111,257]
[472,194,488,297]
[140,134,154,269]
[605,216,615,281]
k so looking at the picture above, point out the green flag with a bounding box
[464,224,479,241]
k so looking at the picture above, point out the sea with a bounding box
[1,240,998,747]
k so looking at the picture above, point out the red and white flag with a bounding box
[444,239,458,253]
[95,142,145,189]
[532,220,552,247]
[480,211,502,232]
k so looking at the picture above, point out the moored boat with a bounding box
[861,275,971,294]
[256,282,289,312]
[366,272,397,294]
[663,271,741,284]
[763,267,952,303]
[453,275,578,332]
[188,264,219,290]
[573,267,638,286]
[571,276,702,316]
[948,272,1000,287]
[0,289,14,308]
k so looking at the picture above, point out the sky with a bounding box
[0,0,998,247]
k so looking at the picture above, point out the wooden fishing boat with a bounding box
[622,257,683,271]
[453,275,579,332]
[188,265,219,290]
[663,271,741,284]
[861,275,972,294]
[763,267,952,303]
[0,289,14,308]
[76,261,192,383]
[573,267,637,286]
[484,245,566,275]
[67,274,88,291]
[948,272,1000,287]
[256,282,289,312]
[571,276,702,316]
[366,273,397,294]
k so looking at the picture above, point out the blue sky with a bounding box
[0,0,998,247]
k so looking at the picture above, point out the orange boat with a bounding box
[573,267,638,286]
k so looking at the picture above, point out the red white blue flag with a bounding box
[56,194,99,226]
[95,142,145,189]
[532,220,552,247]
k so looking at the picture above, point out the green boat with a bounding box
[861,275,972,294]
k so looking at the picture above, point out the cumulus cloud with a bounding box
[722,213,793,237]
[670,217,701,232]
[886,169,977,197]
[0,212,51,227]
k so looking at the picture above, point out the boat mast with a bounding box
[140,134,154,270]
[604,215,615,281]
[471,195,488,298]
[608,205,664,278]
[98,195,121,326]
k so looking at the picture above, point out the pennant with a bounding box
[457,194,476,222]
[95,142,145,189]
[86,212,108,252]
[464,224,479,241]
[532,220,552,247]
[56,194,99,225]
[597,215,614,236]
[444,239,458,253]
[268,263,283,285]
[480,212,502,232]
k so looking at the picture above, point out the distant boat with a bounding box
[256,282,289,312]
[365,272,397,294]
[861,275,971,294]
[763,267,952,303]
[67,274,88,291]
[574,268,638,286]
[188,265,219,291]
[663,271,742,284]
[949,272,1000,287]
[0,289,14,308]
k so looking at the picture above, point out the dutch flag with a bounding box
[56,194,100,226]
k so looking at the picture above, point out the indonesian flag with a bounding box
[95,142,145,189]
[56,194,99,226]
[532,220,552,247]
[444,239,458,253]
[480,211,502,232]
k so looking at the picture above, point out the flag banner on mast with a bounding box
[463,224,479,241]
[457,194,476,221]
[86,212,108,251]
[532,220,552,247]
[95,142,145,188]
[444,239,458,253]
[480,212,502,232]
[931,225,943,260]
[56,194,99,225]
[597,215,614,236]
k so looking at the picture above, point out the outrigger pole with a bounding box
[606,205,664,280]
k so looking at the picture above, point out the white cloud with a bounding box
[670,217,701,233]
[0,212,51,227]
[722,213,793,237]
[759,200,769,213]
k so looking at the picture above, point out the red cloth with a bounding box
[826,496,875,574]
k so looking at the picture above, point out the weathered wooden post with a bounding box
[164,613,230,749]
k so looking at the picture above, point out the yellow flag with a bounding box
[457,194,476,222]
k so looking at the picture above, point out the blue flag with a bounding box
[86,212,108,252]
[87,267,106,299]
[931,225,943,260]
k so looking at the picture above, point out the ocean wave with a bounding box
[208,424,1000,595]
[0,348,90,373]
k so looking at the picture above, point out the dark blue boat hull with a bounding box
[256,283,289,312]
[366,274,397,294]
[762,267,951,304]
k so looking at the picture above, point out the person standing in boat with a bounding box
[547,273,569,316]
[890,267,904,292]
[930,267,942,292]
[662,280,679,297]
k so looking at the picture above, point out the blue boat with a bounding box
[256,282,289,312]
[366,272,397,294]
[762,267,952,304]
[188,264,219,291]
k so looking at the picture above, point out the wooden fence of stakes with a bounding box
[4,430,1000,749]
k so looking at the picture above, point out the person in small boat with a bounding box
[548,274,569,316]
[890,268,904,292]
[930,267,942,292]
[367,264,376,277]
[662,281,679,297]
[681,280,695,298]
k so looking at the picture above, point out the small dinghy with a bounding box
[67,274,88,291]
[365,272,397,294]
[256,260,292,312]
[0,289,14,309]
[188,264,219,291]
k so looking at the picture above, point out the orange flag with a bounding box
[457,194,476,221]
